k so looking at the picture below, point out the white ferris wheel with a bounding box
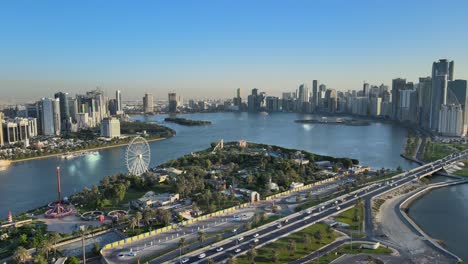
[126,136,151,176]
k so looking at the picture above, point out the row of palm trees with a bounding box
[13,232,62,264]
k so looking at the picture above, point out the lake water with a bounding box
[0,112,414,216]
[408,180,468,261]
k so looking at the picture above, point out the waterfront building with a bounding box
[68,97,78,122]
[391,78,407,120]
[418,77,432,129]
[266,96,280,112]
[2,121,17,144]
[168,92,178,112]
[430,59,454,131]
[0,112,4,146]
[298,83,310,112]
[438,104,464,136]
[312,80,319,111]
[369,97,382,117]
[116,90,123,114]
[143,93,154,113]
[325,89,337,113]
[54,92,70,132]
[233,88,242,107]
[75,113,89,130]
[448,79,468,134]
[108,99,117,116]
[351,97,369,116]
[363,82,370,97]
[247,88,264,112]
[100,117,121,138]
[39,98,61,136]
[399,89,417,122]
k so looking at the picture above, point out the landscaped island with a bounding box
[0,140,404,262]
[295,117,370,126]
[164,117,212,126]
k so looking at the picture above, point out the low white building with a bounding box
[290,182,304,189]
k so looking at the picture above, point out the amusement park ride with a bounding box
[44,166,75,218]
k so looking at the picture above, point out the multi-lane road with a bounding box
[171,150,468,264]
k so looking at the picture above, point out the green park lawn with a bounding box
[335,203,364,231]
[315,243,392,263]
[237,223,338,264]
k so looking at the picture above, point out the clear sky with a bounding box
[0,0,467,103]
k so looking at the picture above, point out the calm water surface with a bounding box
[408,179,468,261]
[0,112,414,216]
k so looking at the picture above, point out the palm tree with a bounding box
[198,231,206,244]
[13,247,31,264]
[271,249,279,262]
[39,240,53,260]
[326,225,333,239]
[179,237,187,254]
[50,232,61,255]
[135,211,143,228]
[129,217,138,232]
[227,254,238,264]
[303,234,311,250]
[287,239,296,256]
[247,246,257,263]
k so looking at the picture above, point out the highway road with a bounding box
[168,150,468,264]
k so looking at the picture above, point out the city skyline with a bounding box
[1,0,468,103]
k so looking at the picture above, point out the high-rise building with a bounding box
[168,92,178,112]
[438,104,464,136]
[143,93,154,113]
[363,82,370,97]
[297,84,310,112]
[370,97,382,117]
[54,92,70,132]
[39,98,61,136]
[430,59,454,131]
[100,117,121,138]
[312,80,319,110]
[266,96,280,112]
[108,99,117,116]
[391,78,407,120]
[418,77,432,129]
[116,90,122,113]
[0,112,4,146]
[448,79,468,134]
[325,89,337,113]
[233,88,242,109]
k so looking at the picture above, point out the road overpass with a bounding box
[167,150,468,264]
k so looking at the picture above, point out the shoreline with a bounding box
[399,180,467,262]
[6,137,169,164]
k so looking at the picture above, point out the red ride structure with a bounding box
[44,166,75,218]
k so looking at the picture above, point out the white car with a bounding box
[180,258,190,263]
[336,206,341,210]
[277,224,282,229]
[238,237,244,241]
[235,248,242,253]
[253,233,259,238]
[216,247,224,252]
[306,210,312,214]
[232,229,237,233]
[254,239,259,243]
[199,253,206,259]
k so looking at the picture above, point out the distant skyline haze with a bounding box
[0,0,467,103]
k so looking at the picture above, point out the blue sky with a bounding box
[0,0,467,102]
